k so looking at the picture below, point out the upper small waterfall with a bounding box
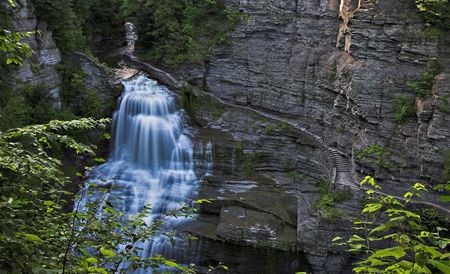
[124,22,138,54]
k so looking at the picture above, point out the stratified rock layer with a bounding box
[205,0,449,187]
[12,0,62,98]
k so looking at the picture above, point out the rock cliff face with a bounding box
[176,0,450,272]
[205,0,449,188]
[12,0,62,99]
[10,0,116,110]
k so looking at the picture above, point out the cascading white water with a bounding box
[80,75,198,272]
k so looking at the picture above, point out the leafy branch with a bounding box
[333,176,450,273]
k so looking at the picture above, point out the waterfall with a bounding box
[80,75,198,272]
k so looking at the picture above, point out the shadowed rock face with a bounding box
[205,0,449,188]
[178,0,450,272]
[12,0,62,99]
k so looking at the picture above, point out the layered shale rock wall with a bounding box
[202,0,449,189]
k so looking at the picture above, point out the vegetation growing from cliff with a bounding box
[314,181,352,222]
[32,0,124,54]
[57,60,105,119]
[356,145,392,169]
[443,151,450,184]
[394,94,416,123]
[408,58,443,98]
[415,0,450,34]
[334,177,450,273]
[122,0,243,65]
[0,84,76,131]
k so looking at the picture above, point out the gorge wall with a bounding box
[7,0,450,273]
[200,0,449,189]
[11,0,62,98]
[10,0,116,112]
[169,0,450,272]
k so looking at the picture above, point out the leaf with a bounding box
[440,195,450,202]
[369,246,407,260]
[332,236,343,242]
[24,233,42,242]
[86,257,98,264]
[403,191,413,201]
[100,247,115,257]
[429,260,450,273]
[194,198,213,204]
[94,158,106,163]
[164,260,179,268]
[362,203,382,214]
[350,234,365,242]
[412,183,427,192]
[369,224,388,235]
[43,200,54,207]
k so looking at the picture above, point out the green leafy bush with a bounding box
[0,118,199,273]
[333,176,450,273]
[443,151,450,182]
[0,84,76,130]
[58,60,105,119]
[394,94,416,123]
[314,181,352,222]
[33,0,86,53]
[415,0,450,33]
[408,58,443,98]
[356,144,392,169]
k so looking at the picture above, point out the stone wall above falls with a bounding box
[205,0,449,188]
[11,0,62,94]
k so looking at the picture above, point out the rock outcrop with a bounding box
[11,0,62,100]
[169,0,450,272]
[202,0,449,191]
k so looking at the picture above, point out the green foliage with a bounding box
[124,0,244,65]
[394,94,416,123]
[33,0,125,54]
[0,118,197,272]
[408,58,443,98]
[415,0,450,33]
[416,208,450,232]
[242,152,259,177]
[333,176,450,273]
[314,182,351,222]
[356,144,392,169]
[57,60,104,118]
[0,2,34,65]
[33,0,85,53]
[80,0,125,48]
[286,171,305,181]
[0,29,34,65]
[0,84,76,131]
[0,118,108,271]
[265,122,295,135]
[443,151,450,183]
[180,85,196,114]
[437,95,450,113]
[66,198,196,273]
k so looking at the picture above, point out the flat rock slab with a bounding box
[216,206,297,250]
